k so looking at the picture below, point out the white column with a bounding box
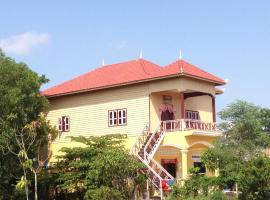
[181,149,189,179]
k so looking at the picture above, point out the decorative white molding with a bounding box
[188,141,213,149]
[159,144,185,150]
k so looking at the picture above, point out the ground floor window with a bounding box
[193,162,206,174]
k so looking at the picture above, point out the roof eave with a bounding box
[44,74,179,98]
[44,73,225,99]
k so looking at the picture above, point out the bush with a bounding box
[168,168,222,200]
[84,186,125,200]
[210,191,226,200]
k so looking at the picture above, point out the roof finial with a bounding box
[139,50,143,59]
[179,50,183,60]
[102,58,105,66]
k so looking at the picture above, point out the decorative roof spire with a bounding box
[179,50,183,60]
[139,50,143,59]
[178,50,184,74]
[102,59,105,66]
[180,65,183,74]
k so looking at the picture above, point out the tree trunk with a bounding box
[23,169,29,200]
[34,171,38,200]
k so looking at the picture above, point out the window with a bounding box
[163,95,172,104]
[185,110,200,120]
[193,162,206,174]
[58,116,70,132]
[108,110,117,126]
[108,109,127,126]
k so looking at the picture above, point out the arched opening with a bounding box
[187,142,212,175]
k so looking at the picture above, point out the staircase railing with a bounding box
[135,153,163,190]
[148,156,174,180]
[144,128,165,163]
[131,123,175,200]
[131,123,150,155]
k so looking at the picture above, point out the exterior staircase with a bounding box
[131,124,175,199]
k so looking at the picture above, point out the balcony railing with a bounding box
[161,119,217,132]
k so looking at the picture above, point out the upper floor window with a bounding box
[108,109,127,127]
[185,110,200,120]
[163,95,172,104]
[58,116,70,132]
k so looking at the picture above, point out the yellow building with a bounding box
[43,58,225,196]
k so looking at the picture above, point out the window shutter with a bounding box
[65,116,70,131]
[118,110,122,125]
[123,109,127,124]
[109,111,113,126]
[62,117,66,131]
[109,111,117,126]
[58,118,62,131]
[113,111,117,125]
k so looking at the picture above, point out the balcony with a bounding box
[161,119,217,133]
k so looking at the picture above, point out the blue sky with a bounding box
[0,1,270,112]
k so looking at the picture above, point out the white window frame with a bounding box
[58,116,70,132]
[108,110,117,127]
[118,109,127,126]
[108,109,127,127]
[185,110,200,121]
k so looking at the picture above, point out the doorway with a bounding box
[161,110,174,121]
[161,159,177,178]
[161,110,175,130]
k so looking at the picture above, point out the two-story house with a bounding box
[43,58,225,196]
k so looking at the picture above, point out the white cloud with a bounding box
[111,40,127,50]
[0,32,49,55]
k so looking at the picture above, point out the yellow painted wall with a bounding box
[148,77,215,95]
[47,84,150,161]
[149,77,215,131]
[46,76,218,163]
[47,84,150,139]
[185,95,213,122]
[149,91,181,132]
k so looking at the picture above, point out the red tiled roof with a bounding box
[43,59,225,97]
[155,60,226,84]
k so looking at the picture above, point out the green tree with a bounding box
[0,51,57,200]
[168,168,224,200]
[52,134,145,200]
[201,100,270,199]
[238,155,270,200]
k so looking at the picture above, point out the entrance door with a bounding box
[161,110,175,130]
[161,110,174,121]
[161,159,177,178]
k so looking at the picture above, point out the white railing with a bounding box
[135,153,163,190]
[131,123,175,199]
[135,152,168,198]
[161,119,216,132]
[149,157,174,180]
[144,130,165,162]
[131,123,150,155]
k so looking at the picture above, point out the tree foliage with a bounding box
[50,134,145,200]
[0,50,57,199]
[201,100,270,199]
[168,168,226,200]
